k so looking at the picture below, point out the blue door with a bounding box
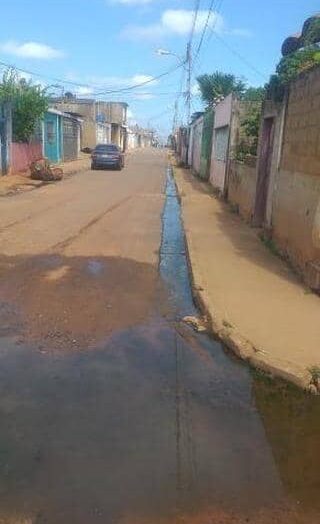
[44,113,62,163]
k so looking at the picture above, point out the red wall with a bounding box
[11,142,43,174]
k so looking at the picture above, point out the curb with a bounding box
[173,165,314,393]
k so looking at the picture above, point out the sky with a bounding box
[0,0,319,138]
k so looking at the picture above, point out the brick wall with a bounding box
[270,67,320,278]
[281,67,320,176]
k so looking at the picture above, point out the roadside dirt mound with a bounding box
[30,158,63,181]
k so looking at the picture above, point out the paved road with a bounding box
[0,149,319,524]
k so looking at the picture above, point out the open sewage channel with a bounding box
[0,166,319,523]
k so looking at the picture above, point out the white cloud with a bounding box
[65,73,158,94]
[0,40,64,59]
[122,9,224,40]
[227,28,253,37]
[133,92,156,100]
[162,9,223,36]
[130,74,158,86]
[75,86,94,96]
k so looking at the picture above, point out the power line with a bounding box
[91,62,185,95]
[184,0,201,123]
[211,32,268,81]
[192,0,224,72]
[0,59,92,89]
[189,0,201,44]
[194,0,220,62]
[0,58,185,96]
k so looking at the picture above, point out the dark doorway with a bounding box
[253,117,275,226]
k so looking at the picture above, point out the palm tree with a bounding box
[197,72,247,107]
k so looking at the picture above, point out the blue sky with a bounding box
[0,0,319,137]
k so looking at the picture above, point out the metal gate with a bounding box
[63,117,78,161]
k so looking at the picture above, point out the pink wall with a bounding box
[214,94,233,128]
[11,142,43,174]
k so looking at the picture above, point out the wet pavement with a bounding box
[0,161,320,523]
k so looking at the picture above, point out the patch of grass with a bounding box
[259,233,280,257]
[229,203,239,214]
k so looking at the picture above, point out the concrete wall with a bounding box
[81,121,97,149]
[268,67,320,275]
[187,126,194,166]
[228,159,257,221]
[102,102,127,125]
[190,116,203,175]
[96,123,111,144]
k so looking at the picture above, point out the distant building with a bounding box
[51,95,128,151]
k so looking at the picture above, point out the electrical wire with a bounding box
[189,0,201,45]
[211,32,268,81]
[91,62,185,95]
[193,0,220,62]
[0,58,185,95]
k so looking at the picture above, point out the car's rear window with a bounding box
[95,145,119,152]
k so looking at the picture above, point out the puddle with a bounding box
[87,259,104,276]
[0,165,319,523]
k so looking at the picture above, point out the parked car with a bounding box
[91,144,125,170]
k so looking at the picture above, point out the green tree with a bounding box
[197,72,247,107]
[0,69,48,142]
[242,86,265,101]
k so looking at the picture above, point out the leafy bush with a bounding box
[266,46,320,101]
[236,104,262,161]
[276,46,320,83]
[303,18,320,46]
[0,69,48,142]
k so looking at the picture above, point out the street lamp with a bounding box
[155,48,186,65]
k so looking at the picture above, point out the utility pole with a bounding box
[186,42,191,124]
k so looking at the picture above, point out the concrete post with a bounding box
[0,102,12,175]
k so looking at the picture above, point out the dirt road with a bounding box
[0,149,320,524]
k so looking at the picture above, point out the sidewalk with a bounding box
[0,155,90,197]
[174,165,320,392]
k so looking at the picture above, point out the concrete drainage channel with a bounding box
[157,164,320,522]
[159,165,199,320]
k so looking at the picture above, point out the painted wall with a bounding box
[210,94,233,192]
[11,142,42,173]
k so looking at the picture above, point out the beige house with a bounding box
[51,96,128,150]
